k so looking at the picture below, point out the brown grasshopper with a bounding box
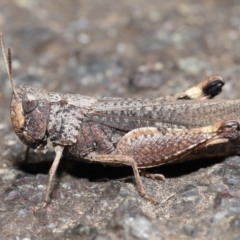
[1,33,240,207]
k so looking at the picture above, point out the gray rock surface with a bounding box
[1,0,240,239]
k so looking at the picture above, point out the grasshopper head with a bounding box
[11,85,50,151]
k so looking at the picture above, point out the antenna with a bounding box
[0,32,18,97]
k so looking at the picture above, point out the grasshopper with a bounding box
[1,33,240,207]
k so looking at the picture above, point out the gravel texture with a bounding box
[1,0,240,239]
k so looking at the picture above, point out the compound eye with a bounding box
[22,91,39,113]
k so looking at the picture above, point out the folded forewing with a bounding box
[85,98,240,131]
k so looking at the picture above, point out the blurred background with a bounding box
[1,1,240,239]
[1,0,240,121]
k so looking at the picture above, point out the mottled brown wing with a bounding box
[85,98,240,131]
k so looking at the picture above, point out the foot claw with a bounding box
[140,170,165,181]
[142,194,159,205]
[33,202,52,213]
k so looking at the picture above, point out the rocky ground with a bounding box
[1,0,240,239]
